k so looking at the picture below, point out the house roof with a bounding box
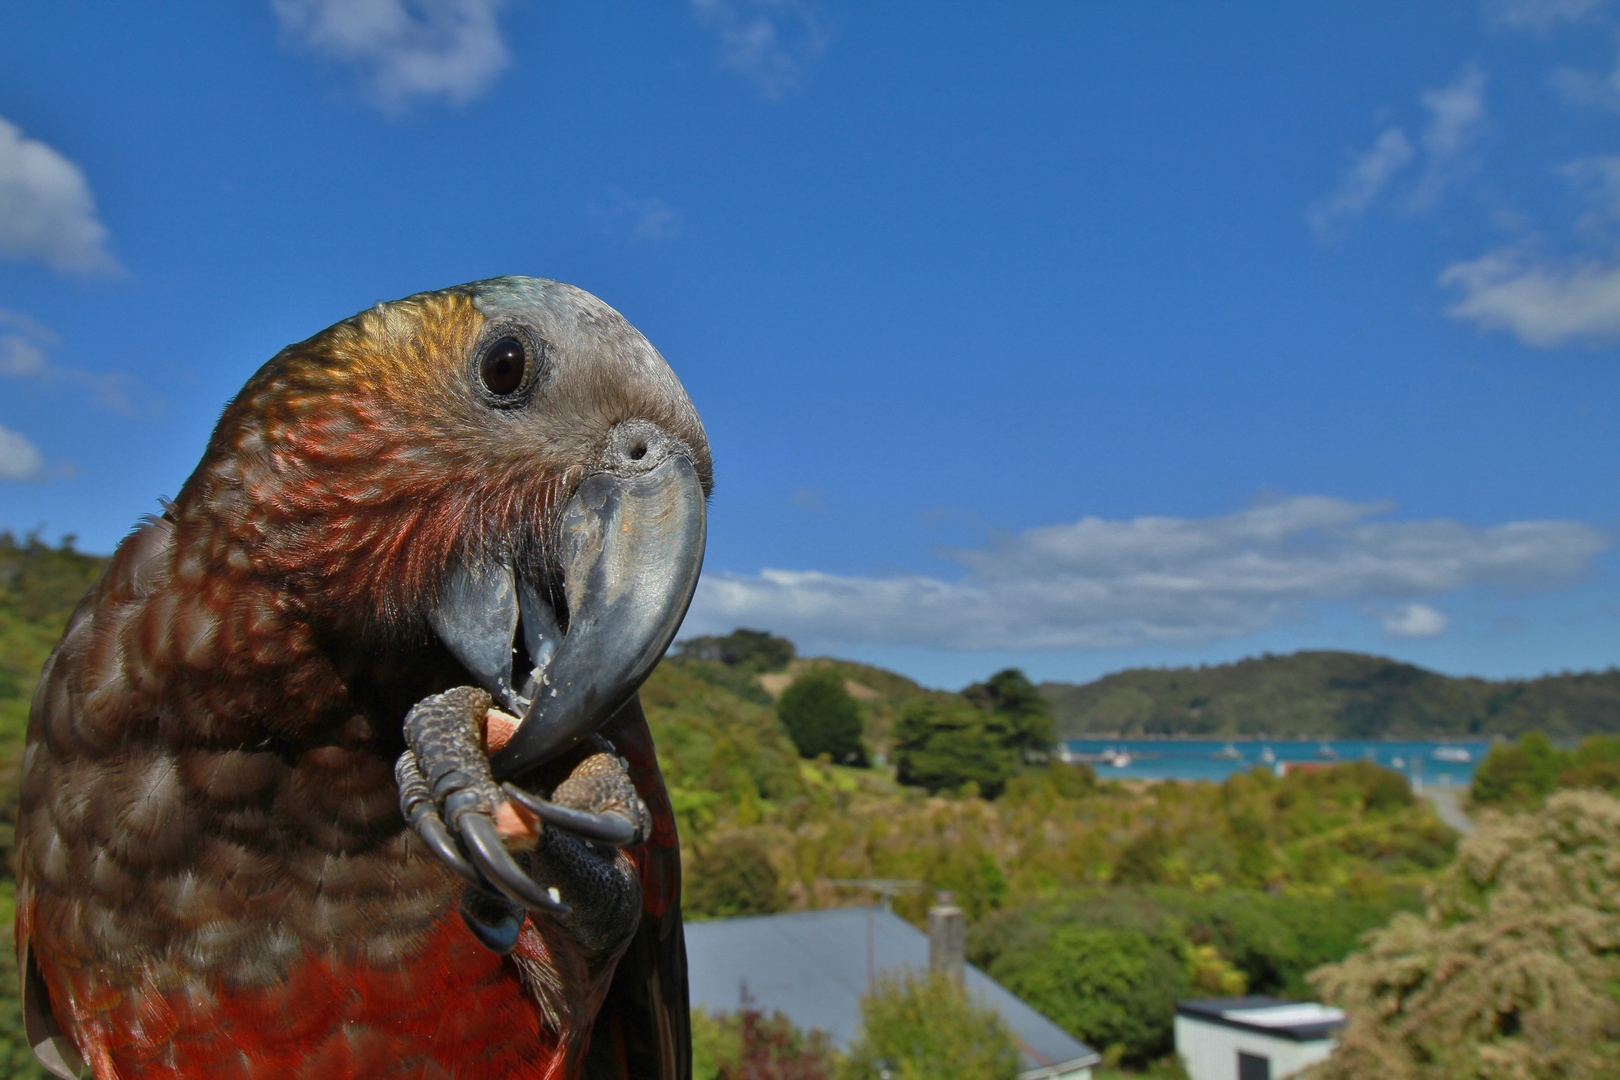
[684,906,1101,1078]
[1175,996,1347,1043]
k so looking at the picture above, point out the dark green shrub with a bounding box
[988,925,1187,1065]
[1113,828,1171,885]
[843,970,1018,1080]
[1558,734,1620,793]
[1471,732,1567,807]
[692,1008,835,1080]
[685,835,783,919]
[777,671,867,765]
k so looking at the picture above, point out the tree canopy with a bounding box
[1307,790,1620,1080]
[674,629,796,673]
[963,669,1056,762]
[777,670,867,766]
[892,697,1016,798]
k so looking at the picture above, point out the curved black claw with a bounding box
[396,749,480,885]
[502,783,639,846]
[460,812,571,914]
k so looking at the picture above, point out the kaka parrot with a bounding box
[13,277,711,1080]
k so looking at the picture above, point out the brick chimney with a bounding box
[927,891,965,982]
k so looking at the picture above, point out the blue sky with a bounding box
[2,0,1619,689]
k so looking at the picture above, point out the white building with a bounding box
[1174,996,1345,1080]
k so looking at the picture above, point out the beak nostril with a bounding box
[629,442,648,461]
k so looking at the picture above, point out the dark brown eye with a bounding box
[480,337,527,395]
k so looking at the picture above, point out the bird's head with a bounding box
[179,276,711,775]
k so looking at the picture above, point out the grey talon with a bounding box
[396,746,481,884]
[461,813,570,914]
[502,783,639,846]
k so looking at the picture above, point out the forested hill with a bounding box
[1040,650,1620,739]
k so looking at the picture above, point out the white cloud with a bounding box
[0,311,148,415]
[1441,156,1620,346]
[271,0,509,108]
[690,0,830,99]
[1485,0,1606,31]
[0,115,119,277]
[0,425,47,481]
[1440,248,1620,346]
[1382,603,1449,637]
[1309,69,1486,236]
[686,496,1607,652]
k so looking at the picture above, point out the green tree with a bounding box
[988,925,1188,1065]
[1307,790,1620,1080]
[892,698,1015,798]
[843,971,1018,1080]
[1470,731,1568,808]
[777,671,867,765]
[685,834,783,919]
[963,669,1057,762]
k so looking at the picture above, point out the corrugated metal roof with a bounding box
[685,906,1100,1077]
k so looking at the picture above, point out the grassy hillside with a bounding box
[1041,650,1620,738]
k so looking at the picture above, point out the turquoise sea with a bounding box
[1062,738,1489,787]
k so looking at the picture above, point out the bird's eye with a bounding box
[480,337,527,396]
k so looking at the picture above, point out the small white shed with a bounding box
[1174,996,1345,1080]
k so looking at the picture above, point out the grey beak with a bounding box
[429,450,706,778]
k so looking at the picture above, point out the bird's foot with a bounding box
[395,686,650,951]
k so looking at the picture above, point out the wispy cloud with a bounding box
[0,311,151,415]
[0,114,120,277]
[687,496,1607,652]
[1553,44,1620,112]
[690,0,830,100]
[0,426,47,481]
[1307,129,1415,238]
[1410,67,1488,208]
[1308,69,1487,237]
[0,424,71,482]
[593,192,683,242]
[1381,602,1449,637]
[1563,154,1620,227]
[271,0,510,108]
[1484,0,1607,31]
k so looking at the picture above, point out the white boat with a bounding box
[1317,743,1339,759]
[1432,746,1473,764]
[1391,756,1405,769]
[1109,751,1133,768]
[1259,746,1276,764]
[1212,743,1242,760]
